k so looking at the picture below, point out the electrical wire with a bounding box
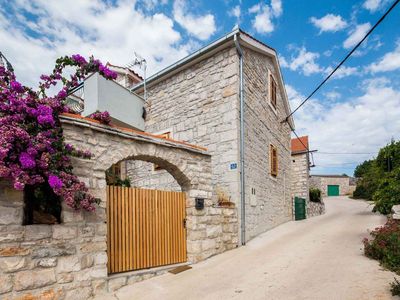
[283,0,400,123]
[316,152,377,155]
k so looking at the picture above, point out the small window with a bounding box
[106,163,121,184]
[23,184,61,225]
[269,73,277,109]
[270,144,278,176]
[154,132,171,171]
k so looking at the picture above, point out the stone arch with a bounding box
[112,154,191,191]
[94,140,204,192]
[61,116,239,275]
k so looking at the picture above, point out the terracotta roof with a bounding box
[60,113,207,152]
[291,136,309,154]
[106,62,144,81]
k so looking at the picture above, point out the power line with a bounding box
[283,0,400,123]
[316,152,377,155]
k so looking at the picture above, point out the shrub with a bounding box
[364,219,400,274]
[373,168,400,215]
[88,110,111,125]
[0,55,117,211]
[390,278,400,296]
[309,188,321,203]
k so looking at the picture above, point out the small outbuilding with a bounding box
[310,175,356,197]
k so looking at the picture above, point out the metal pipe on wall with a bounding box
[234,34,246,245]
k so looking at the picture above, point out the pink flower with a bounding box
[10,81,24,93]
[19,152,36,169]
[13,181,25,190]
[48,175,63,190]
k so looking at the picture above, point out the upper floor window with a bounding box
[269,72,277,109]
[270,144,278,177]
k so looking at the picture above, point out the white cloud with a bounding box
[287,79,400,174]
[278,54,289,68]
[271,0,282,17]
[173,0,216,41]
[310,14,347,33]
[0,0,198,87]
[324,91,341,101]
[363,0,391,12]
[249,0,282,34]
[248,3,261,14]
[367,41,400,73]
[343,23,371,49]
[324,65,359,79]
[229,5,241,21]
[140,0,168,11]
[281,47,322,76]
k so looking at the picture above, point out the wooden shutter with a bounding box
[270,145,278,176]
[269,72,277,109]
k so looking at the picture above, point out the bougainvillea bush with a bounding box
[364,219,400,274]
[0,54,117,212]
[88,110,111,125]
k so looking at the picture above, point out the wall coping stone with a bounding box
[60,114,209,155]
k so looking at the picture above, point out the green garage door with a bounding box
[327,185,339,196]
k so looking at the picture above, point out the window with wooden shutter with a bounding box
[154,132,171,171]
[270,144,278,176]
[270,73,277,109]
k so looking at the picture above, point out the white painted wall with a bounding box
[83,73,145,130]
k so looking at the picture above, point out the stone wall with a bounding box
[290,153,324,218]
[310,176,351,196]
[0,179,108,300]
[125,160,181,191]
[0,117,240,298]
[242,47,293,240]
[62,116,239,262]
[137,45,241,217]
[307,200,326,217]
[291,152,309,200]
[137,44,293,243]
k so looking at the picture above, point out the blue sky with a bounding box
[1,0,400,175]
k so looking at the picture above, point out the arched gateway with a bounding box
[61,114,238,284]
[0,114,238,298]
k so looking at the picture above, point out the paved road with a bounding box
[112,197,397,300]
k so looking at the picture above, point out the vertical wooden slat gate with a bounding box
[107,186,187,274]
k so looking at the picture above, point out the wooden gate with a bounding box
[106,186,187,274]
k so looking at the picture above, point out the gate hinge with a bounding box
[183,218,187,228]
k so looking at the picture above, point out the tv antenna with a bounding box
[0,51,14,73]
[127,52,147,101]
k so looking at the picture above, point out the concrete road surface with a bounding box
[109,197,397,300]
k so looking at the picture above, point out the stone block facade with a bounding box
[141,46,241,206]
[0,179,108,300]
[126,160,181,191]
[307,200,326,217]
[133,42,293,243]
[291,153,309,201]
[242,47,292,239]
[290,152,325,218]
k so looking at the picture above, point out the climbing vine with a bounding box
[0,54,117,211]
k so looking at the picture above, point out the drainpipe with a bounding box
[234,34,246,245]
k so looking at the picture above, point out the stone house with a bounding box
[291,136,324,217]
[310,174,356,197]
[291,136,311,201]
[130,27,295,243]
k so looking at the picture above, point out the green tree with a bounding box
[354,159,374,178]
